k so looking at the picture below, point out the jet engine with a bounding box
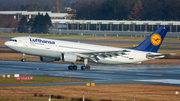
[40,56,55,62]
[61,53,77,63]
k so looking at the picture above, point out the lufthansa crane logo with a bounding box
[151,33,162,46]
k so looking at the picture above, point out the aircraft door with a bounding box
[45,43,51,49]
[129,52,134,60]
[23,38,28,47]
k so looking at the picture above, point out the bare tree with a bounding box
[128,0,143,20]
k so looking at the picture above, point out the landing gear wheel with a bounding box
[21,53,26,62]
[68,65,77,70]
[85,65,90,70]
[21,59,26,62]
[68,66,73,70]
[73,65,77,70]
[81,65,90,70]
[81,66,86,70]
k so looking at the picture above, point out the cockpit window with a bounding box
[9,39,17,42]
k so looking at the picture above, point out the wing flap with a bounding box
[76,50,130,62]
[79,50,130,55]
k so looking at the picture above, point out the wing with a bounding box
[75,50,130,63]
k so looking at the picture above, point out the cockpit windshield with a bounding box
[9,39,17,42]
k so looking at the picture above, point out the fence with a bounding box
[49,29,180,38]
[1,28,180,38]
[0,28,16,33]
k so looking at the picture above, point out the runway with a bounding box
[0,60,180,86]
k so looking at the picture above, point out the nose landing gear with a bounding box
[21,53,26,62]
[81,58,90,70]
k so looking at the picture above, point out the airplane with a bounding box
[4,26,169,70]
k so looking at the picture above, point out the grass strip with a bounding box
[0,75,90,84]
[0,84,180,101]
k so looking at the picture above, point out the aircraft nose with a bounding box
[4,41,9,47]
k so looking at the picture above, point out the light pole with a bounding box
[49,94,52,101]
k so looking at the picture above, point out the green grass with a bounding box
[0,75,89,84]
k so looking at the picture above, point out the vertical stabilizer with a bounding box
[133,26,169,52]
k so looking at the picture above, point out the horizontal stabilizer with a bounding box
[146,53,175,59]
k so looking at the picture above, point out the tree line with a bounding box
[71,0,180,21]
[0,0,74,12]
[18,13,52,33]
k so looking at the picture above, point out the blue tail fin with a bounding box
[132,26,169,52]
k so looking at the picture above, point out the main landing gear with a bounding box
[21,53,26,62]
[81,58,91,70]
[68,65,91,70]
[81,65,90,70]
[68,63,77,70]
[68,58,91,70]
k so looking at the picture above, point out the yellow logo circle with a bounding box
[151,34,162,46]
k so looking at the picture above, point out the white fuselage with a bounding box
[5,36,161,65]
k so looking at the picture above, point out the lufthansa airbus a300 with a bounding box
[5,26,169,70]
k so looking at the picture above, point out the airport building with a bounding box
[0,11,69,21]
[52,19,180,33]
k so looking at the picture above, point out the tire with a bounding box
[73,65,77,70]
[21,59,26,62]
[68,66,73,70]
[85,65,90,70]
[81,66,86,70]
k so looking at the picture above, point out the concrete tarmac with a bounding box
[0,60,180,86]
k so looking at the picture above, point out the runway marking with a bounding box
[136,73,162,76]
[135,79,180,84]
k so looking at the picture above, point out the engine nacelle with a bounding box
[40,56,55,62]
[61,53,77,63]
